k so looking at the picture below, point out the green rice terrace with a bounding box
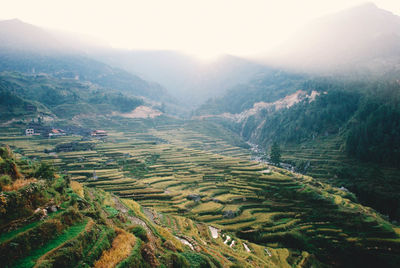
[1,119,400,267]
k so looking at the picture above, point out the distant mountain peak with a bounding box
[264,2,400,74]
[1,18,23,23]
[357,2,378,9]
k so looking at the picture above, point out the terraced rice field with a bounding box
[1,121,399,266]
[280,135,400,221]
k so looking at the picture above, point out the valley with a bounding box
[1,118,399,267]
[1,2,400,267]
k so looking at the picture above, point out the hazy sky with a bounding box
[1,0,399,59]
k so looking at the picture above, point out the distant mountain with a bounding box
[0,19,75,53]
[0,19,171,103]
[0,19,269,108]
[264,3,400,75]
[92,50,268,107]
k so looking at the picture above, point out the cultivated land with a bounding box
[1,118,400,267]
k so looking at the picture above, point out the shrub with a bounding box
[0,175,12,189]
[130,226,148,242]
[166,252,190,268]
[34,162,56,180]
[180,252,215,268]
[0,158,22,180]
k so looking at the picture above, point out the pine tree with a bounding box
[270,142,281,166]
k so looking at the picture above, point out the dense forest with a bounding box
[345,82,400,166]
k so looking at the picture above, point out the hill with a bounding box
[0,19,171,103]
[0,71,151,123]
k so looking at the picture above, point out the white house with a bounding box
[25,129,34,136]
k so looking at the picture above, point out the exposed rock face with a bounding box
[114,105,162,119]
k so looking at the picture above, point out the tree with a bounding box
[270,142,281,166]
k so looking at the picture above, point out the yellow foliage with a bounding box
[70,181,84,198]
[122,199,145,217]
[394,227,400,236]
[94,228,136,268]
[2,178,36,191]
[155,226,184,252]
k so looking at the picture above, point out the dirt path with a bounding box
[112,196,151,234]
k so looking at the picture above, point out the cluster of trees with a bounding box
[88,92,143,113]
[241,89,360,145]
[346,93,400,166]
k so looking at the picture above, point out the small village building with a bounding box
[48,129,66,137]
[25,128,35,136]
[91,130,108,137]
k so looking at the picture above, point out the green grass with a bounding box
[12,220,88,268]
[0,210,64,244]
[0,221,40,244]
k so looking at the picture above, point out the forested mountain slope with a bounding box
[196,74,400,221]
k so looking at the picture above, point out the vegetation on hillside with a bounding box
[197,75,400,221]
[1,145,311,267]
[0,50,167,101]
[0,72,144,121]
[1,119,400,267]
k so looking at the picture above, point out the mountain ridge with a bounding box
[262,2,400,74]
